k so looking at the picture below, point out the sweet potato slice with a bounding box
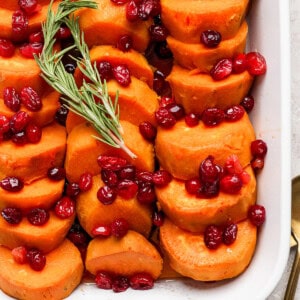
[85,230,163,279]
[0,177,64,214]
[167,21,248,72]
[160,218,257,281]
[74,0,151,52]
[0,122,66,184]
[0,210,75,253]
[156,166,256,233]
[155,115,256,180]
[0,239,83,300]
[76,175,153,238]
[160,0,249,43]
[65,120,155,183]
[167,64,254,115]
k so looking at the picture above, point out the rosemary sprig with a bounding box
[35,0,137,159]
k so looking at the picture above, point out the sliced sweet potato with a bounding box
[74,0,151,52]
[160,0,249,43]
[0,177,64,214]
[76,175,153,238]
[167,64,254,115]
[0,122,66,184]
[156,166,256,233]
[0,0,51,11]
[85,230,163,279]
[65,120,155,183]
[155,114,256,180]
[0,239,83,300]
[0,210,75,253]
[167,21,248,72]
[0,89,61,127]
[160,218,257,281]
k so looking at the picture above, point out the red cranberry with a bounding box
[129,273,154,290]
[116,35,133,52]
[137,184,156,204]
[126,0,139,22]
[10,111,30,133]
[119,165,136,180]
[197,180,220,198]
[101,169,119,187]
[155,107,176,128]
[0,39,15,58]
[138,0,161,20]
[166,103,185,120]
[201,107,225,127]
[112,64,131,87]
[232,53,247,73]
[117,179,138,199]
[136,171,153,185]
[153,70,168,95]
[12,10,28,41]
[220,174,243,194]
[149,24,169,42]
[97,61,113,82]
[200,30,222,48]
[55,105,69,126]
[78,172,93,192]
[223,154,243,175]
[3,87,21,112]
[248,204,266,226]
[185,113,199,127]
[199,156,221,184]
[152,170,172,187]
[204,225,223,249]
[97,185,117,205]
[95,271,113,289]
[47,167,66,181]
[159,96,175,108]
[19,42,43,59]
[224,105,245,122]
[26,248,46,271]
[246,52,267,76]
[65,182,80,197]
[251,139,268,158]
[139,121,157,141]
[223,223,238,245]
[0,115,10,134]
[92,225,112,237]
[12,246,28,264]
[251,157,265,172]
[25,123,42,143]
[29,31,44,43]
[112,276,130,293]
[54,196,75,219]
[152,210,164,227]
[12,131,27,145]
[185,178,202,195]
[210,58,233,81]
[240,95,255,113]
[20,86,42,111]
[97,155,127,171]
[56,26,72,40]
[1,207,22,224]
[111,218,129,238]
[18,0,38,15]
[0,177,24,192]
[27,208,49,226]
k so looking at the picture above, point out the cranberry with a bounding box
[19,42,43,59]
[55,105,69,126]
[149,24,169,42]
[136,171,153,185]
[0,115,10,134]
[153,70,168,95]
[3,87,21,112]
[152,210,164,227]
[47,167,66,181]
[166,103,185,120]
[10,111,30,133]
[97,61,113,82]
[12,131,27,145]
[200,30,222,48]
[112,276,130,293]
[248,204,266,226]
[110,0,129,4]
[185,113,199,127]
[117,179,138,199]
[223,223,238,245]
[20,86,42,111]
[12,246,28,264]
[27,208,49,226]
[185,178,202,195]
[97,185,117,205]
[101,169,119,187]
[240,95,255,113]
[29,31,44,43]
[12,10,28,41]
[111,218,129,238]
[25,123,42,143]
[137,184,156,204]
[152,170,172,187]
[154,41,173,59]
[78,172,93,191]
[210,58,233,81]
[1,207,22,224]
[251,157,265,172]
[224,105,245,122]
[246,52,267,76]
[220,174,243,194]
[26,248,46,271]
[119,165,136,180]
[92,225,112,237]
[56,26,72,40]
[251,139,268,158]
[129,273,154,290]
[97,155,127,171]
[139,121,157,141]
[95,271,113,289]
[159,96,175,108]
[197,180,219,198]
[68,222,89,246]
[18,0,38,15]
[138,0,161,19]
[155,107,176,128]
[126,0,139,22]
[116,35,133,52]
[112,64,131,87]
[204,225,223,249]
[0,177,24,192]
[223,155,243,175]
[0,39,15,58]
[201,107,225,127]
[54,196,75,219]
[65,182,80,197]
[232,53,247,73]
[199,156,221,184]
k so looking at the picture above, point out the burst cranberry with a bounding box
[220,174,243,194]
[129,273,154,290]
[199,156,221,183]
[18,0,38,14]
[78,172,93,191]
[155,107,176,128]
[95,271,113,289]
[3,87,21,112]
[12,246,28,264]
[92,225,112,237]
[25,123,42,143]
[101,169,119,187]
[26,248,46,271]
[116,34,133,52]
[152,210,164,227]
[112,276,130,293]
[232,53,247,73]
[185,113,199,127]
[119,165,136,180]
[251,157,265,172]
[117,179,138,199]
[139,121,157,141]
[248,204,266,226]
[138,0,161,19]
[98,155,127,171]
[200,30,222,48]
[110,0,129,4]
[54,196,75,219]
[223,223,238,245]
[210,58,233,81]
[224,155,243,175]
[149,24,169,42]
[0,39,15,58]
[137,184,156,204]
[112,64,131,87]
[152,170,172,187]
[10,111,30,133]
[201,107,225,127]
[20,86,42,111]
[166,103,185,120]
[240,95,255,113]
[29,31,44,43]
[47,167,66,181]
[0,177,24,192]
[1,207,22,224]
[12,10,28,41]
[97,185,117,205]
[65,182,80,197]
[55,105,68,125]
[159,96,174,108]
[246,52,267,75]
[27,208,49,226]
[224,105,245,122]
[97,61,113,82]
[185,178,202,195]
[19,42,43,59]
[126,0,139,22]
[251,139,268,158]
[111,218,129,238]
[204,225,223,249]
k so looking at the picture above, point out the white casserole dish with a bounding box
[0,0,291,299]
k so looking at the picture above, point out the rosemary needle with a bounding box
[35,0,137,159]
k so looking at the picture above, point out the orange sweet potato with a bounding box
[160,218,257,281]
[0,122,66,184]
[155,114,256,180]
[167,21,248,72]
[0,177,64,214]
[0,89,61,127]
[85,230,163,279]
[74,0,151,52]
[76,175,153,237]
[65,120,155,183]
[160,0,249,43]
[156,166,256,233]
[0,239,84,300]
[167,64,254,115]
[0,210,75,253]
[0,0,52,11]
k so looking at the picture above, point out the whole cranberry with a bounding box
[26,248,46,271]
[97,185,117,205]
[248,204,266,226]
[95,271,113,289]
[129,272,154,290]
[201,107,225,127]
[1,207,22,224]
[251,139,268,158]
[111,218,129,238]
[223,223,238,245]
[0,39,15,58]
[27,208,49,226]
[204,224,223,249]
[54,196,75,219]
[112,276,130,293]
[220,174,243,194]
[0,176,24,192]
[200,30,222,48]
[210,58,233,81]
[3,87,21,112]
[246,52,267,76]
